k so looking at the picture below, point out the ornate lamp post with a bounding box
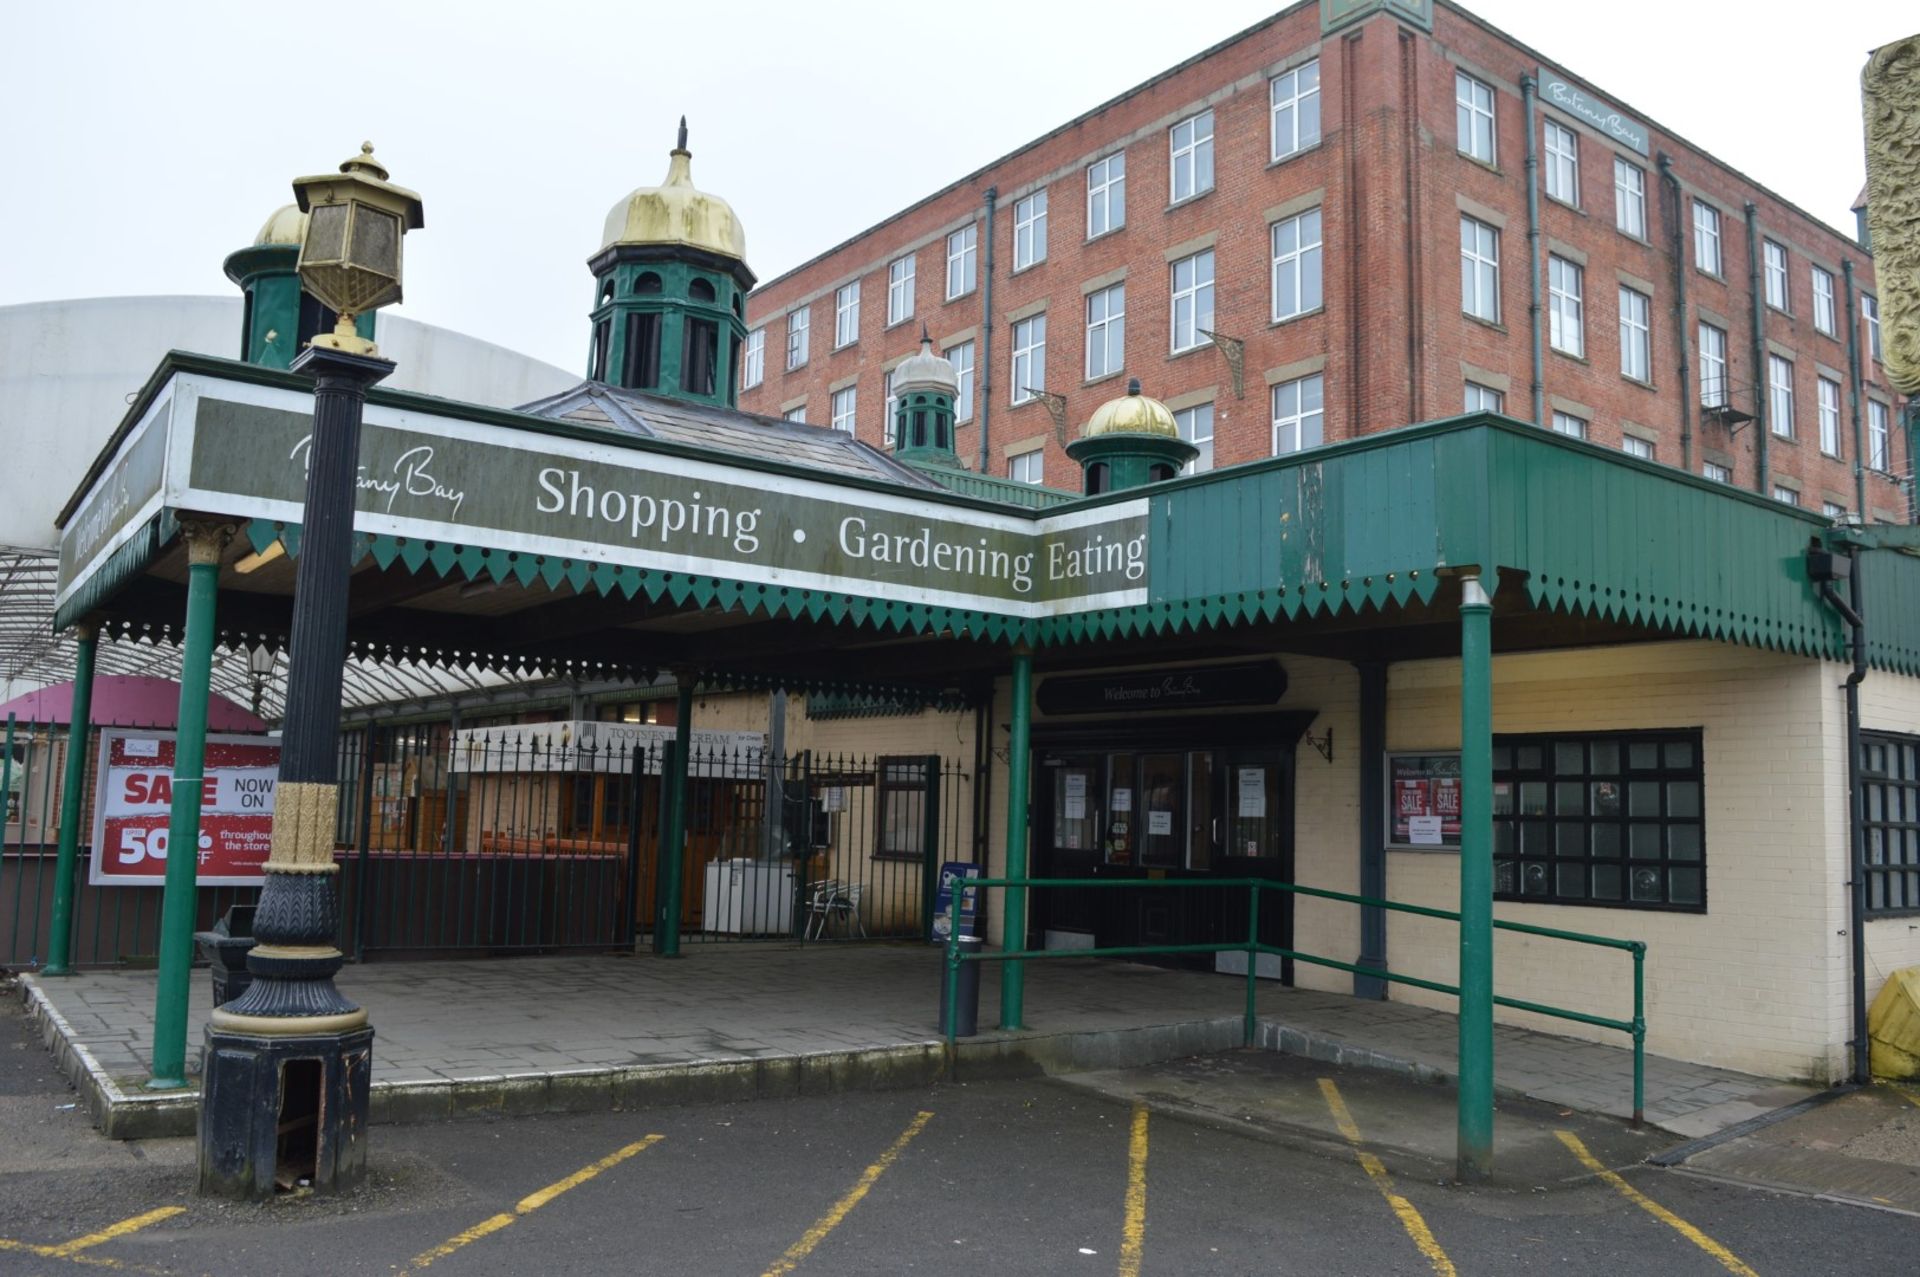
[198,144,421,1199]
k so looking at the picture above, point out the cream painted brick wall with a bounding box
[1386,642,1841,1081]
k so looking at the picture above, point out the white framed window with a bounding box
[830,385,857,433]
[946,225,977,300]
[1270,208,1323,322]
[1703,460,1733,483]
[1456,71,1496,164]
[1460,216,1500,322]
[1009,449,1044,485]
[834,281,861,348]
[1767,354,1795,438]
[1464,382,1505,413]
[1544,120,1579,205]
[1614,158,1646,238]
[1772,485,1799,507]
[1551,411,1588,439]
[1086,153,1125,238]
[1763,240,1788,310]
[1270,59,1321,161]
[1013,190,1048,270]
[1824,501,1849,521]
[1818,376,1842,456]
[1169,110,1214,203]
[886,255,915,326]
[1271,374,1325,456]
[1170,250,1216,353]
[945,340,975,422]
[1085,284,1125,380]
[1176,403,1214,473]
[1618,285,1650,383]
[740,328,764,390]
[1870,399,1891,472]
[1622,435,1655,461]
[883,368,899,447]
[1011,314,1046,404]
[783,404,807,424]
[1812,266,1836,337]
[1698,322,1729,408]
[1693,201,1722,275]
[1548,255,1584,357]
[785,307,810,369]
[1864,294,1882,363]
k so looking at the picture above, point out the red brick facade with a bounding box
[738,0,1907,520]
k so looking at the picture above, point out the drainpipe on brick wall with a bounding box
[1817,546,1871,1085]
[1843,260,1867,515]
[1658,154,1694,473]
[1521,76,1545,427]
[1746,202,1770,496]
[978,186,998,475]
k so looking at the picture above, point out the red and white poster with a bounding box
[1388,753,1463,847]
[89,730,281,886]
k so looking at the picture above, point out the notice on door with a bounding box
[1147,810,1173,836]
[1063,772,1088,819]
[1236,767,1267,818]
[1110,787,1132,812]
[89,729,281,887]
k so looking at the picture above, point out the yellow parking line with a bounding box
[761,1110,934,1277]
[1317,1078,1459,1277]
[402,1134,663,1274]
[1118,1103,1149,1277]
[46,1207,185,1257]
[1555,1130,1759,1277]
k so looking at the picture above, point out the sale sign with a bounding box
[88,730,281,886]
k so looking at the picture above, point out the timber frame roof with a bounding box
[47,351,1920,709]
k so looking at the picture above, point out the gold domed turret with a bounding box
[1084,378,1180,438]
[600,118,747,261]
[254,203,307,247]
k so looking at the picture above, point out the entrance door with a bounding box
[1035,752,1103,942]
[1210,749,1294,977]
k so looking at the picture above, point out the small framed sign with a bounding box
[1386,751,1462,849]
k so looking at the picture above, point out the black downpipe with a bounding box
[1354,662,1388,999]
[1658,154,1694,472]
[977,186,998,474]
[973,695,993,866]
[1521,76,1545,426]
[1843,260,1866,514]
[1819,550,1871,1085]
[1746,202,1769,495]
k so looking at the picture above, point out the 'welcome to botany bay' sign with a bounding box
[57,370,1154,620]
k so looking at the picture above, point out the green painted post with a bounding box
[43,625,98,976]
[1631,943,1646,1128]
[1456,574,1495,1180]
[654,679,695,957]
[1,714,14,839]
[149,522,229,1089]
[999,646,1034,1030]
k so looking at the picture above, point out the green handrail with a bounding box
[941,875,1648,1126]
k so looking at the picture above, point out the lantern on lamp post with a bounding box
[197,144,422,1200]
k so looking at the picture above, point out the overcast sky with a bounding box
[4,0,1910,375]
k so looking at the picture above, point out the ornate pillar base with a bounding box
[198,1024,372,1199]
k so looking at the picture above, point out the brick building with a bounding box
[739,0,1908,521]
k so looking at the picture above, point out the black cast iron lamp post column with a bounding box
[198,144,422,1199]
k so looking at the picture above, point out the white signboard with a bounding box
[451,720,766,777]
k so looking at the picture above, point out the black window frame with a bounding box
[874,755,931,862]
[1862,732,1920,917]
[1492,728,1706,913]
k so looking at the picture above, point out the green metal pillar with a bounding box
[1456,574,1495,1180]
[654,678,695,957]
[150,521,230,1090]
[43,626,97,977]
[999,646,1033,1030]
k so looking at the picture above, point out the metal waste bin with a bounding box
[192,904,257,1008]
[939,934,983,1037]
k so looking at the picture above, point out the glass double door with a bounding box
[1036,746,1293,970]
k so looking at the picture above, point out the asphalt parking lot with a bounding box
[4,995,1917,1276]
